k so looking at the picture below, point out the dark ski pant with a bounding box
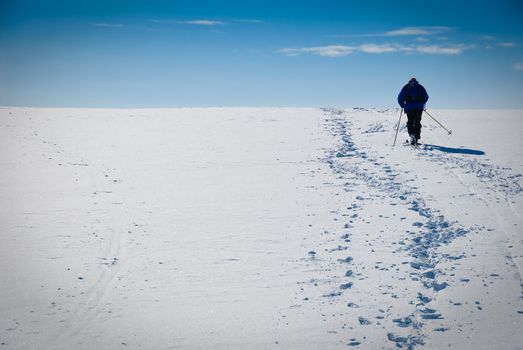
[406,109,423,140]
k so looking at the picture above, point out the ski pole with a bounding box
[423,109,452,135]
[392,108,403,147]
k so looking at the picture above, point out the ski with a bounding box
[404,139,421,148]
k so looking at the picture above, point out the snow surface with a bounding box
[1,107,522,349]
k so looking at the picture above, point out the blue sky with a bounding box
[1,0,522,108]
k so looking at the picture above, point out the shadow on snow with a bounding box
[422,144,485,156]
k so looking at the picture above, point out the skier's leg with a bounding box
[406,110,415,136]
[406,110,417,144]
[414,109,422,141]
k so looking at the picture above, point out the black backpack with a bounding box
[404,83,424,103]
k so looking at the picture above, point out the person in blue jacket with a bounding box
[397,77,429,145]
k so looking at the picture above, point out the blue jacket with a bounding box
[397,81,429,112]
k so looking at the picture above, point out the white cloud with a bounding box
[92,22,124,28]
[515,63,523,71]
[183,20,224,26]
[498,42,516,47]
[236,19,264,24]
[278,48,301,56]
[359,44,398,53]
[480,35,516,48]
[151,19,225,26]
[279,43,469,57]
[384,26,451,36]
[414,45,466,55]
[150,18,263,26]
[150,19,172,24]
[279,45,356,57]
[335,26,451,39]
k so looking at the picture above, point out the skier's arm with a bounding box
[421,86,429,105]
[397,88,406,108]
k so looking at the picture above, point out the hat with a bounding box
[409,77,417,82]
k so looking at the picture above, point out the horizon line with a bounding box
[2,105,522,111]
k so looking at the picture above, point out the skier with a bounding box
[397,77,429,145]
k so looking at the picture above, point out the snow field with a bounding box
[1,107,522,349]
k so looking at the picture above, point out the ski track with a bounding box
[417,145,522,197]
[419,130,523,289]
[314,107,488,349]
[23,117,135,349]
